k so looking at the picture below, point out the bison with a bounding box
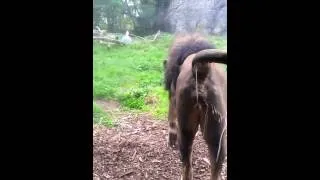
[163,33,227,180]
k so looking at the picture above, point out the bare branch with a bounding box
[151,30,161,41]
[129,33,147,40]
[93,36,125,45]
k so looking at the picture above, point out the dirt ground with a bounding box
[93,100,227,180]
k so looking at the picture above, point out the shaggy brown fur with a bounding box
[164,33,216,95]
[163,33,227,180]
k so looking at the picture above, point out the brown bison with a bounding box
[163,33,227,180]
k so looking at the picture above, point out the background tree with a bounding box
[93,0,227,36]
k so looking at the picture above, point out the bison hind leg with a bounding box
[178,108,200,180]
[200,107,226,180]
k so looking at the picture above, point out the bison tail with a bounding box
[191,49,227,81]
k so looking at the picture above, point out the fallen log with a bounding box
[93,36,125,45]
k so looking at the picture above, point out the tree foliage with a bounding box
[93,0,169,35]
[93,0,226,36]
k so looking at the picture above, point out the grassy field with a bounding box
[93,34,227,124]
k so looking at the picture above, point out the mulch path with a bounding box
[93,101,226,180]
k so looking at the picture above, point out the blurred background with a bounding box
[93,0,227,36]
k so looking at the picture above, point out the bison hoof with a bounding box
[168,132,178,149]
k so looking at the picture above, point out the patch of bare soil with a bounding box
[95,99,120,112]
[93,101,226,180]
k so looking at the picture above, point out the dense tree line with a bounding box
[93,0,169,36]
[93,0,226,36]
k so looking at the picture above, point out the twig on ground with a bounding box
[119,170,134,178]
[131,149,137,161]
[203,157,211,165]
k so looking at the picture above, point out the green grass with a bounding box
[93,102,113,127]
[93,34,227,121]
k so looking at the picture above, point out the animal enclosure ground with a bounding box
[93,101,227,180]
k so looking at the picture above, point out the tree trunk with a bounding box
[154,0,170,32]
